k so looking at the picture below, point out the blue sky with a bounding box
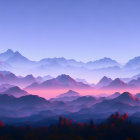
[0,0,140,63]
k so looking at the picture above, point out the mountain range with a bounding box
[0,71,42,88]
[1,89,140,125]
[1,49,140,82]
[26,74,91,90]
[2,49,140,125]
[50,90,80,102]
[1,69,140,91]
[0,86,28,97]
[0,76,140,124]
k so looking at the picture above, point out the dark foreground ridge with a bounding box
[0,113,139,140]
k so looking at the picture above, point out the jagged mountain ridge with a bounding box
[0,50,123,81]
[26,74,91,89]
[2,49,140,86]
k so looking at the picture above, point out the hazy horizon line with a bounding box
[0,48,137,64]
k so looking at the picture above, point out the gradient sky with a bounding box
[0,0,140,63]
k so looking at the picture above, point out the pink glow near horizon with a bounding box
[26,88,140,99]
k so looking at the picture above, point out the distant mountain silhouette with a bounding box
[72,96,97,106]
[112,92,140,106]
[85,57,120,69]
[64,95,98,112]
[96,76,112,88]
[0,86,28,97]
[0,94,50,118]
[2,49,140,85]
[57,90,80,97]
[125,56,140,69]
[0,49,122,80]
[39,57,83,67]
[0,84,15,92]
[128,77,140,87]
[89,92,140,116]
[115,92,135,102]
[26,82,40,89]
[0,50,33,65]
[0,71,42,87]
[20,74,37,86]
[5,51,34,66]
[103,78,128,89]
[51,90,80,102]
[26,74,91,89]
[0,49,14,61]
